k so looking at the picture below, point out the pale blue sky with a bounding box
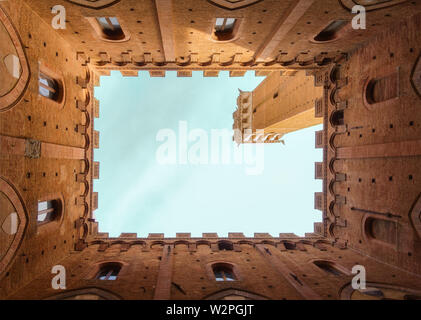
[94,71,322,238]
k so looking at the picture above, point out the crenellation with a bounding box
[0,0,420,301]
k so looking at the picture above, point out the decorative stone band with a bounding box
[0,5,30,112]
[336,139,421,159]
[153,245,173,300]
[0,135,85,160]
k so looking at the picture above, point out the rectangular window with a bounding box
[39,73,58,100]
[213,18,237,41]
[37,200,55,223]
[95,17,125,41]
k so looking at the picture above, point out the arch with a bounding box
[328,223,336,237]
[340,282,421,300]
[206,0,263,10]
[65,0,121,9]
[94,262,122,280]
[109,240,127,246]
[312,20,350,43]
[37,199,62,226]
[312,260,351,276]
[329,180,337,196]
[329,133,338,151]
[363,215,398,246]
[298,240,313,246]
[314,239,333,246]
[363,72,399,110]
[174,240,191,247]
[150,240,165,248]
[330,65,342,83]
[281,241,296,250]
[409,193,421,239]
[339,0,408,12]
[0,177,28,275]
[260,240,276,247]
[38,63,66,108]
[211,18,241,42]
[195,240,212,247]
[129,240,147,247]
[217,240,234,251]
[236,240,254,246]
[36,194,65,231]
[86,17,130,42]
[0,6,30,112]
[45,287,122,300]
[84,134,90,150]
[212,263,237,281]
[330,110,344,127]
[203,288,269,300]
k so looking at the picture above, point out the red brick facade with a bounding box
[0,0,420,300]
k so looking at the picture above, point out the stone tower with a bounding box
[233,70,323,144]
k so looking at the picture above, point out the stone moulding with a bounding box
[65,0,121,10]
[0,177,28,275]
[0,6,30,112]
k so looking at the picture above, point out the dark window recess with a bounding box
[39,73,59,100]
[37,200,61,224]
[273,92,279,99]
[96,17,125,40]
[314,20,348,42]
[331,110,344,126]
[218,241,233,251]
[96,263,121,280]
[313,261,343,276]
[213,18,237,41]
[213,264,236,281]
[366,73,398,104]
[365,218,397,245]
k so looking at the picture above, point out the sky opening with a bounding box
[94,70,323,238]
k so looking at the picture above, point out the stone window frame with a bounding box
[362,68,400,111]
[209,17,243,43]
[205,261,242,282]
[361,214,399,249]
[38,63,66,109]
[44,286,122,300]
[310,259,352,277]
[0,6,31,112]
[0,177,28,275]
[340,281,421,300]
[203,288,269,300]
[65,0,121,10]
[36,193,65,233]
[84,260,128,281]
[310,19,351,44]
[85,16,131,43]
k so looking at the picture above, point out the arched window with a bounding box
[95,263,121,280]
[364,217,397,245]
[218,241,233,251]
[314,20,348,42]
[283,242,296,250]
[213,263,236,281]
[38,64,65,105]
[37,200,61,225]
[212,18,238,41]
[313,260,347,276]
[365,73,398,105]
[39,72,60,101]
